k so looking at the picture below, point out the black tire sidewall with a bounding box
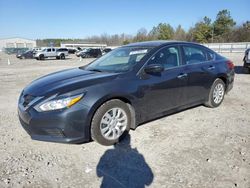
[60,54,65,59]
[91,99,131,146]
[39,55,44,60]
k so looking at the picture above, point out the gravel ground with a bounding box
[0,52,249,188]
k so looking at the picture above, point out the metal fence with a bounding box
[203,42,250,53]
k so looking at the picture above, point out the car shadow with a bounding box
[96,134,154,188]
[234,65,248,74]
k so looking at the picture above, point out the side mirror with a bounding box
[144,64,164,74]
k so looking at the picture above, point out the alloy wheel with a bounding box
[213,83,224,104]
[100,108,128,140]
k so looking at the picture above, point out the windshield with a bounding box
[84,47,151,72]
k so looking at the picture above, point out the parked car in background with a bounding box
[33,47,43,52]
[18,41,234,146]
[68,47,82,54]
[243,48,250,73]
[80,48,102,58]
[34,47,69,60]
[76,48,88,57]
[102,48,112,55]
[16,50,34,59]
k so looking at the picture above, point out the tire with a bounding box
[205,78,226,108]
[56,56,60,60]
[60,54,65,60]
[91,99,131,146]
[39,54,44,60]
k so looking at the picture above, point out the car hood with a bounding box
[23,68,119,96]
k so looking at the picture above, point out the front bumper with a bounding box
[18,101,92,144]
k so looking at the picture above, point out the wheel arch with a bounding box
[87,95,137,135]
[217,74,228,89]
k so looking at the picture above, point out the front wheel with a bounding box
[60,54,65,60]
[205,78,225,108]
[39,54,44,60]
[91,99,131,146]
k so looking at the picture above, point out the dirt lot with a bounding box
[0,52,249,188]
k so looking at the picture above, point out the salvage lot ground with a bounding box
[0,52,249,188]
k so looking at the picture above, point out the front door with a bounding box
[138,45,189,119]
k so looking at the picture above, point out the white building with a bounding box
[0,37,36,51]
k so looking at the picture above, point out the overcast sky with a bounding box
[0,0,249,39]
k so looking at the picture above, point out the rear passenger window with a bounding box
[148,46,180,69]
[183,46,206,64]
[207,51,215,61]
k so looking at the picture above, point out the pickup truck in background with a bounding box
[34,48,69,60]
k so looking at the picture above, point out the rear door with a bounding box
[180,44,216,103]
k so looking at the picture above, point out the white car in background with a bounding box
[34,47,69,60]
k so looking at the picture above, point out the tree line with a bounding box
[37,9,250,47]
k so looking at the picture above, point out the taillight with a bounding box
[227,60,234,70]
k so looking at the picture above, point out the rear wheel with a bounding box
[205,78,225,108]
[91,99,131,146]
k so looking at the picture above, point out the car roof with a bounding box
[123,40,200,48]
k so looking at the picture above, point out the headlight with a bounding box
[35,94,83,112]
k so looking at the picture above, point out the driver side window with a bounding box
[148,46,180,69]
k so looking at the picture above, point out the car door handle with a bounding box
[177,73,188,79]
[207,65,215,70]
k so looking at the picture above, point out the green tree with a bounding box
[173,25,187,41]
[192,16,212,43]
[231,21,250,42]
[133,28,148,42]
[149,23,174,40]
[123,39,130,45]
[213,9,236,42]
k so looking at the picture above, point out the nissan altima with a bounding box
[18,41,235,145]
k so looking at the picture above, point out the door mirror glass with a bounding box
[144,64,164,74]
